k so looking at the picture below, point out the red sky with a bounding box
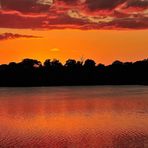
[0,0,148,64]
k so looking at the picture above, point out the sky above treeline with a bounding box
[0,0,148,64]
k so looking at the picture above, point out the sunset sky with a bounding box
[0,0,148,64]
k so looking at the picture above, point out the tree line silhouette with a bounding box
[0,58,148,86]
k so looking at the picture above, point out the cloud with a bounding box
[84,0,126,11]
[50,48,60,52]
[0,0,52,13]
[0,33,41,40]
[126,0,148,9]
[0,0,147,30]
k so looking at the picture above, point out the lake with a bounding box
[0,86,148,148]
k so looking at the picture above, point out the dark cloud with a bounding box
[0,0,147,30]
[1,0,51,13]
[0,33,41,40]
[0,11,46,29]
[57,0,78,5]
[126,0,148,8]
[107,17,148,29]
[85,0,126,10]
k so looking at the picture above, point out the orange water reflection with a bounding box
[0,86,148,147]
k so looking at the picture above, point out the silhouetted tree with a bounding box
[0,58,147,86]
[20,59,41,68]
[65,59,76,67]
[44,59,51,68]
[84,59,96,69]
[112,60,123,66]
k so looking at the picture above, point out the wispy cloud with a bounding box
[0,33,41,40]
[50,48,60,52]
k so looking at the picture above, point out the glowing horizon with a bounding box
[0,29,148,65]
[0,0,148,64]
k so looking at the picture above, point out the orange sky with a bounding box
[0,28,148,65]
[0,0,148,65]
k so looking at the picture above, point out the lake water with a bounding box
[0,86,148,148]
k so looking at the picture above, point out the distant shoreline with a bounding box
[0,58,148,87]
[0,84,148,87]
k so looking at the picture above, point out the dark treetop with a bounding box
[0,58,148,86]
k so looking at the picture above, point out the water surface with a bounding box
[0,86,148,148]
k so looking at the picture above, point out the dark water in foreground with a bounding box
[0,86,148,148]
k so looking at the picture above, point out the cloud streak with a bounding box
[0,0,147,30]
[0,33,41,40]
